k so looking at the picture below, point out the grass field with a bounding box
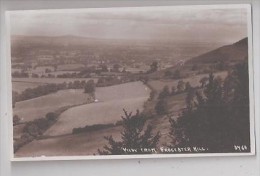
[44,81,150,136]
[15,115,172,157]
[12,78,98,93]
[51,71,80,76]
[13,89,92,122]
[148,71,228,92]
[31,66,54,74]
[57,64,85,71]
[15,126,123,157]
[12,81,45,93]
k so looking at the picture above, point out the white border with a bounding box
[4,4,255,162]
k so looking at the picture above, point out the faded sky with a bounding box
[9,6,249,43]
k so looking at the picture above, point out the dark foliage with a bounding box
[158,86,170,99]
[169,60,250,153]
[14,80,92,102]
[12,71,29,78]
[148,61,158,73]
[98,109,160,155]
[14,112,59,153]
[13,115,21,126]
[155,99,168,115]
[84,79,96,94]
[23,112,58,137]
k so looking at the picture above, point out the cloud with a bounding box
[9,6,248,43]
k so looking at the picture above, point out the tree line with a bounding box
[13,79,96,105]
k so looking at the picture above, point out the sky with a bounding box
[9,5,249,44]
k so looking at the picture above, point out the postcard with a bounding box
[6,4,255,161]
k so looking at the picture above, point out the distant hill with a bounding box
[11,35,223,64]
[147,38,248,79]
[186,37,248,65]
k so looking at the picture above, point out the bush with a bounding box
[84,79,96,94]
[98,109,161,155]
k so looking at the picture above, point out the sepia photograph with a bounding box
[7,5,254,160]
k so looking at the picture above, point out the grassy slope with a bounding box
[15,104,176,157]
[187,37,248,64]
[45,81,150,136]
[148,71,228,92]
[14,89,92,122]
[15,126,123,157]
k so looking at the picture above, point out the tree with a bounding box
[199,77,208,88]
[100,64,108,72]
[84,79,96,95]
[224,59,250,146]
[149,61,158,73]
[185,81,192,92]
[13,115,21,126]
[98,109,161,155]
[171,86,176,95]
[155,99,168,115]
[158,86,170,99]
[177,80,185,93]
[112,64,120,72]
[164,70,172,78]
[148,90,156,101]
[46,112,58,122]
[216,60,227,70]
[169,60,251,152]
[172,70,181,79]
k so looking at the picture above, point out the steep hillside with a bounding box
[147,38,248,79]
[187,38,248,64]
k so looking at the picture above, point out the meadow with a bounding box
[12,78,98,93]
[44,81,150,136]
[15,112,173,157]
[13,89,92,122]
[148,71,228,92]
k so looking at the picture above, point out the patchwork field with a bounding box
[31,66,54,74]
[148,71,228,92]
[12,78,98,93]
[44,81,150,136]
[13,89,92,122]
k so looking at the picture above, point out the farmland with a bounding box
[15,115,173,157]
[12,78,98,93]
[16,126,123,157]
[148,71,228,92]
[15,109,174,157]
[11,32,249,157]
[45,81,150,136]
[57,64,85,71]
[13,89,92,122]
